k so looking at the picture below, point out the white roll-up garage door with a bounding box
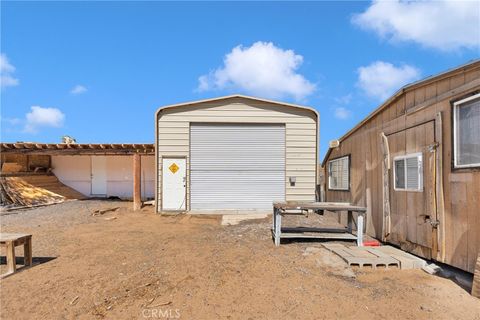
[190,123,285,210]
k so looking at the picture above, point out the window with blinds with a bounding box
[328,156,349,190]
[453,93,480,168]
[394,153,423,191]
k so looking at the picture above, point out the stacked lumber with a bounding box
[19,175,85,200]
[0,174,85,209]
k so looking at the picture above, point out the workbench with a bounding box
[0,233,32,276]
[272,202,367,246]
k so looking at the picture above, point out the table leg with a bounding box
[357,213,364,246]
[347,210,353,233]
[24,236,32,266]
[6,241,16,274]
[275,211,282,246]
[272,208,276,235]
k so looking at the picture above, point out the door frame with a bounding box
[160,155,187,212]
[384,119,439,257]
[381,113,445,262]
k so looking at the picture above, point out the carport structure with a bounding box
[0,143,155,210]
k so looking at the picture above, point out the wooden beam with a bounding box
[0,143,154,155]
[435,112,446,262]
[380,132,391,241]
[133,153,141,211]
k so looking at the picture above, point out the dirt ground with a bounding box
[0,200,479,320]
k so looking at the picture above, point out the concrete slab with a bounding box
[192,210,271,215]
[221,214,269,225]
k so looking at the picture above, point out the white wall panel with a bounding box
[52,155,155,199]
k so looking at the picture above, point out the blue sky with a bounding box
[1,1,479,157]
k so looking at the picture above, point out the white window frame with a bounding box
[453,93,480,168]
[328,155,350,191]
[393,153,423,192]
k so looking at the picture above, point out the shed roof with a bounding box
[0,143,154,155]
[321,59,480,166]
[155,94,319,120]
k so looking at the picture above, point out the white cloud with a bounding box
[357,61,421,100]
[352,0,480,51]
[0,53,19,88]
[70,85,87,95]
[197,41,316,101]
[334,107,352,120]
[24,106,65,133]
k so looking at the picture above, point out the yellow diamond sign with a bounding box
[169,163,179,174]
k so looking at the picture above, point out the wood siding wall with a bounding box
[156,97,318,211]
[324,65,480,273]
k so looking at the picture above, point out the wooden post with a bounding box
[133,153,141,211]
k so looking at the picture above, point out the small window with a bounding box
[453,93,480,168]
[328,156,349,190]
[393,153,423,191]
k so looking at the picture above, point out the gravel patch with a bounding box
[0,199,133,258]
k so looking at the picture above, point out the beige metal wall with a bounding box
[323,63,480,273]
[156,96,318,211]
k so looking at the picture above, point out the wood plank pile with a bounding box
[0,175,85,210]
[19,175,85,200]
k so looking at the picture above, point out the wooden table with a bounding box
[272,202,367,247]
[0,233,32,275]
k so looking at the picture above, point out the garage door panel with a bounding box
[190,123,285,210]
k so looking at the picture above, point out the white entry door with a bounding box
[91,156,107,196]
[162,158,186,211]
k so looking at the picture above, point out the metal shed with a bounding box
[155,95,319,213]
